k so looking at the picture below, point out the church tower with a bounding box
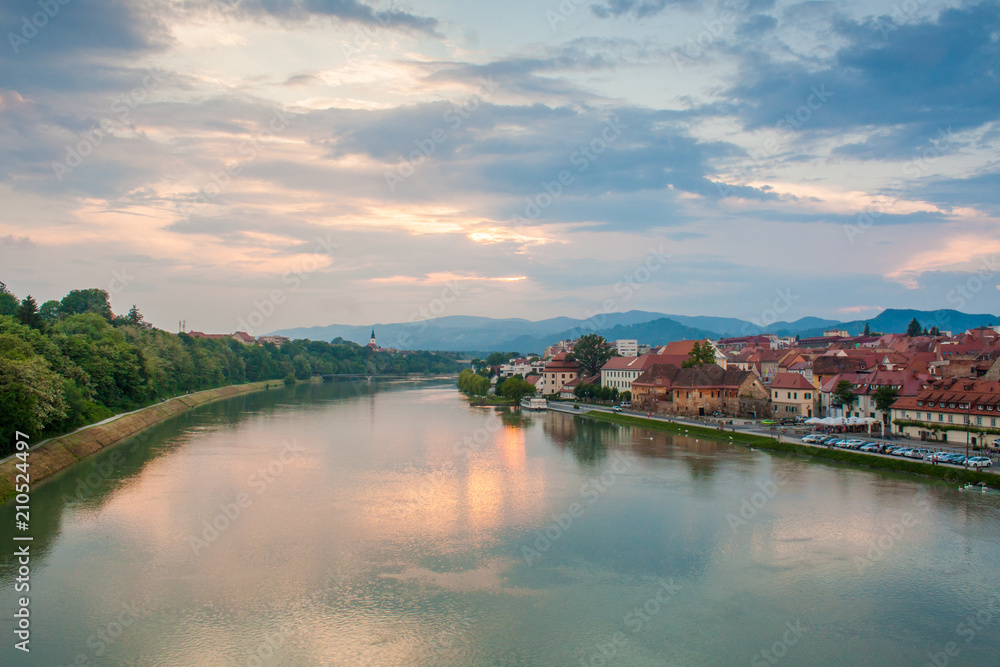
[368,327,377,349]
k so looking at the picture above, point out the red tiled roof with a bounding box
[657,339,712,356]
[601,354,687,371]
[770,373,814,390]
[632,364,681,388]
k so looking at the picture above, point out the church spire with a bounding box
[369,327,377,348]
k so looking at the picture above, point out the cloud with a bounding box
[727,1,1000,140]
[590,0,698,20]
[230,0,441,35]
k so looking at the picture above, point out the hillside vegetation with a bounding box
[0,284,459,456]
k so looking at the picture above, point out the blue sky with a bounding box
[2,0,1000,332]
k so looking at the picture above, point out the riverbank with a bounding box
[0,380,281,503]
[583,411,997,485]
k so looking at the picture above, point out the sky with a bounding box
[2,0,1000,334]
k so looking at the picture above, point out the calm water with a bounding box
[2,380,999,666]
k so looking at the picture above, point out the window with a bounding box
[993,418,997,427]
[928,402,935,407]
[805,393,811,399]
[949,415,954,423]
[926,412,932,420]
[917,400,924,407]
[978,405,985,411]
[939,414,944,422]
[964,415,970,425]
[977,416,983,426]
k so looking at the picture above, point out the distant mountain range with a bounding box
[268,308,1000,354]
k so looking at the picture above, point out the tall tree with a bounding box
[906,318,922,337]
[833,380,859,416]
[863,322,870,337]
[682,341,716,368]
[0,282,18,316]
[569,334,615,376]
[17,295,43,330]
[127,305,144,325]
[872,386,899,424]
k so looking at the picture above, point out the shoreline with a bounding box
[577,411,997,486]
[0,380,282,503]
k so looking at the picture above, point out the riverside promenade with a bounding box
[547,401,998,475]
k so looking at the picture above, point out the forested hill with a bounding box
[0,285,461,456]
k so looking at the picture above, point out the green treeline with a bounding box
[0,284,460,456]
[458,369,490,396]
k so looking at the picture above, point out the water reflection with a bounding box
[1,381,999,666]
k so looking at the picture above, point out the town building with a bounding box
[890,378,1000,446]
[544,339,576,358]
[770,373,815,418]
[258,335,290,346]
[666,365,769,417]
[818,369,929,423]
[614,339,638,357]
[600,354,688,391]
[631,364,681,408]
[537,353,581,396]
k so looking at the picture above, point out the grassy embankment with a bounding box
[0,380,280,503]
[586,412,997,485]
[469,396,518,406]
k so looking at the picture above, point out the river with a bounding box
[2,380,999,666]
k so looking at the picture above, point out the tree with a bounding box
[292,354,312,380]
[929,326,940,336]
[485,351,519,367]
[457,369,489,396]
[39,299,61,323]
[59,288,113,320]
[906,318,922,337]
[863,322,870,337]
[682,341,716,368]
[0,282,18,316]
[499,376,536,402]
[569,334,615,376]
[833,380,858,416]
[127,305,144,325]
[17,295,44,330]
[872,386,899,424]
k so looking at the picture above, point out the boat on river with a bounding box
[520,397,547,411]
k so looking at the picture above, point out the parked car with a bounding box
[845,439,865,448]
[859,444,880,452]
[967,456,993,469]
[612,406,623,413]
[925,452,950,462]
[833,439,850,448]
[942,453,967,465]
[801,435,819,443]
[906,448,934,459]
[892,447,914,457]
